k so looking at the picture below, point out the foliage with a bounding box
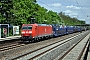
[59,12,86,26]
[0,0,86,27]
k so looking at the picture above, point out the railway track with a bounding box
[59,32,90,60]
[0,33,77,52]
[15,33,88,60]
[0,31,89,60]
[0,43,25,51]
[59,33,90,60]
[0,39,21,48]
[5,31,89,60]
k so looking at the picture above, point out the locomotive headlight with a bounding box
[26,31,28,33]
[29,31,32,33]
[21,31,25,34]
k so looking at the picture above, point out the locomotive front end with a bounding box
[21,25,33,42]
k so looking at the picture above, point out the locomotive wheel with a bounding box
[34,38,39,42]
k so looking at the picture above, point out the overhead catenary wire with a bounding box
[37,0,89,24]
[74,0,87,20]
[37,0,58,12]
[37,0,64,24]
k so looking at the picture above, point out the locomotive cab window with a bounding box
[28,26,32,30]
[22,26,27,30]
[22,26,32,30]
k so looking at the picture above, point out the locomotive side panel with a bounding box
[37,25,52,37]
[47,26,53,35]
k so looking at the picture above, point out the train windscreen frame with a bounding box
[22,26,32,30]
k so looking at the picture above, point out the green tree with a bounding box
[59,12,86,26]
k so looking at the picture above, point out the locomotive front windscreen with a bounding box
[22,26,32,30]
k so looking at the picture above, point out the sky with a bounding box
[37,0,90,24]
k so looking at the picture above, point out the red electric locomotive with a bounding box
[21,23,53,42]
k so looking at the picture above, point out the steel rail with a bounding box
[13,32,85,60]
